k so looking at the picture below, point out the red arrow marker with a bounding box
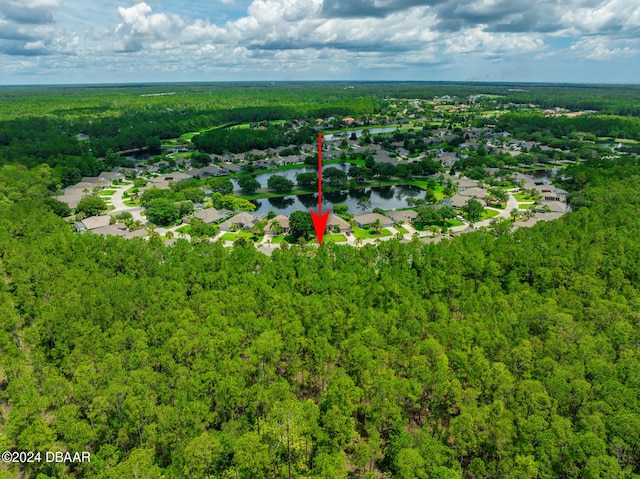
[310,132,329,245]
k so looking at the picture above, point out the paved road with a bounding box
[473,194,519,228]
[109,183,134,212]
[108,183,147,224]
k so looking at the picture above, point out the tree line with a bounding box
[1,158,640,477]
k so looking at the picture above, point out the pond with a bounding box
[230,163,350,190]
[250,185,424,216]
[121,148,162,162]
[323,127,401,141]
[530,168,559,184]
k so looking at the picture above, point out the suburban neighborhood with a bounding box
[52,93,607,251]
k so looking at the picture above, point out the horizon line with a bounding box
[2,80,640,88]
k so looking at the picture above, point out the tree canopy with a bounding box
[267,175,294,192]
[75,194,107,217]
[2,129,640,478]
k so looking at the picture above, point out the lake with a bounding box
[250,185,423,215]
[230,163,350,190]
[323,127,401,141]
[122,148,161,162]
[530,168,559,184]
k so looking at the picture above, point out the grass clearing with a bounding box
[445,219,465,227]
[480,209,500,220]
[513,193,534,202]
[353,226,392,240]
[596,137,640,144]
[220,231,262,242]
[324,233,348,243]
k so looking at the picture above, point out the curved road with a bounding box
[108,183,146,224]
[474,193,520,228]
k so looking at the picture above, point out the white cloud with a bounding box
[23,39,45,49]
[445,27,544,56]
[2,0,640,83]
[569,36,638,60]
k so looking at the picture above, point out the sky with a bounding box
[1,0,639,85]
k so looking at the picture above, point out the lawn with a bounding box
[220,231,262,242]
[324,233,348,243]
[123,199,139,207]
[269,233,346,244]
[596,137,640,145]
[176,225,192,234]
[479,110,506,115]
[394,225,409,234]
[100,190,117,197]
[352,226,392,240]
[519,203,536,210]
[480,209,500,220]
[445,219,465,227]
[513,193,534,202]
[179,132,197,141]
[230,120,287,130]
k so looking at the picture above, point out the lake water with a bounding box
[230,163,350,190]
[123,149,161,162]
[530,168,558,184]
[323,127,400,141]
[251,185,423,216]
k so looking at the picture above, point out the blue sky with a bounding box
[1,0,639,85]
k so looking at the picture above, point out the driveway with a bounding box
[473,194,519,228]
[108,183,147,224]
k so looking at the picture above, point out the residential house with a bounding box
[326,214,351,233]
[265,215,290,235]
[81,215,111,230]
[459,187,489,199]
[373,150,398,164]
[538,201,567,213]
[448,195,486,208]
[538,185,565,202]
[54,182,97,208]
[218,212,261,232]
[192,208,225,224]
[455,178,479,192]
[123,229,149,239]
[352,213,394,228]
[189,165,229,179]
[511,173,539,191]
[512,212,565,231]
[80,176,111,186]
[223,162,242,173]
[98,171,126,181]
[436,152,458,168]
[90,225,127,237]
[386,210,418,224]
[162,171,193,182]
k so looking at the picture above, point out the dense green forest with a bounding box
[2,82,640,189]
[495,113,640,141]
[3,83,639,122]
[1,157,640,478]
[192,123,316,154]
